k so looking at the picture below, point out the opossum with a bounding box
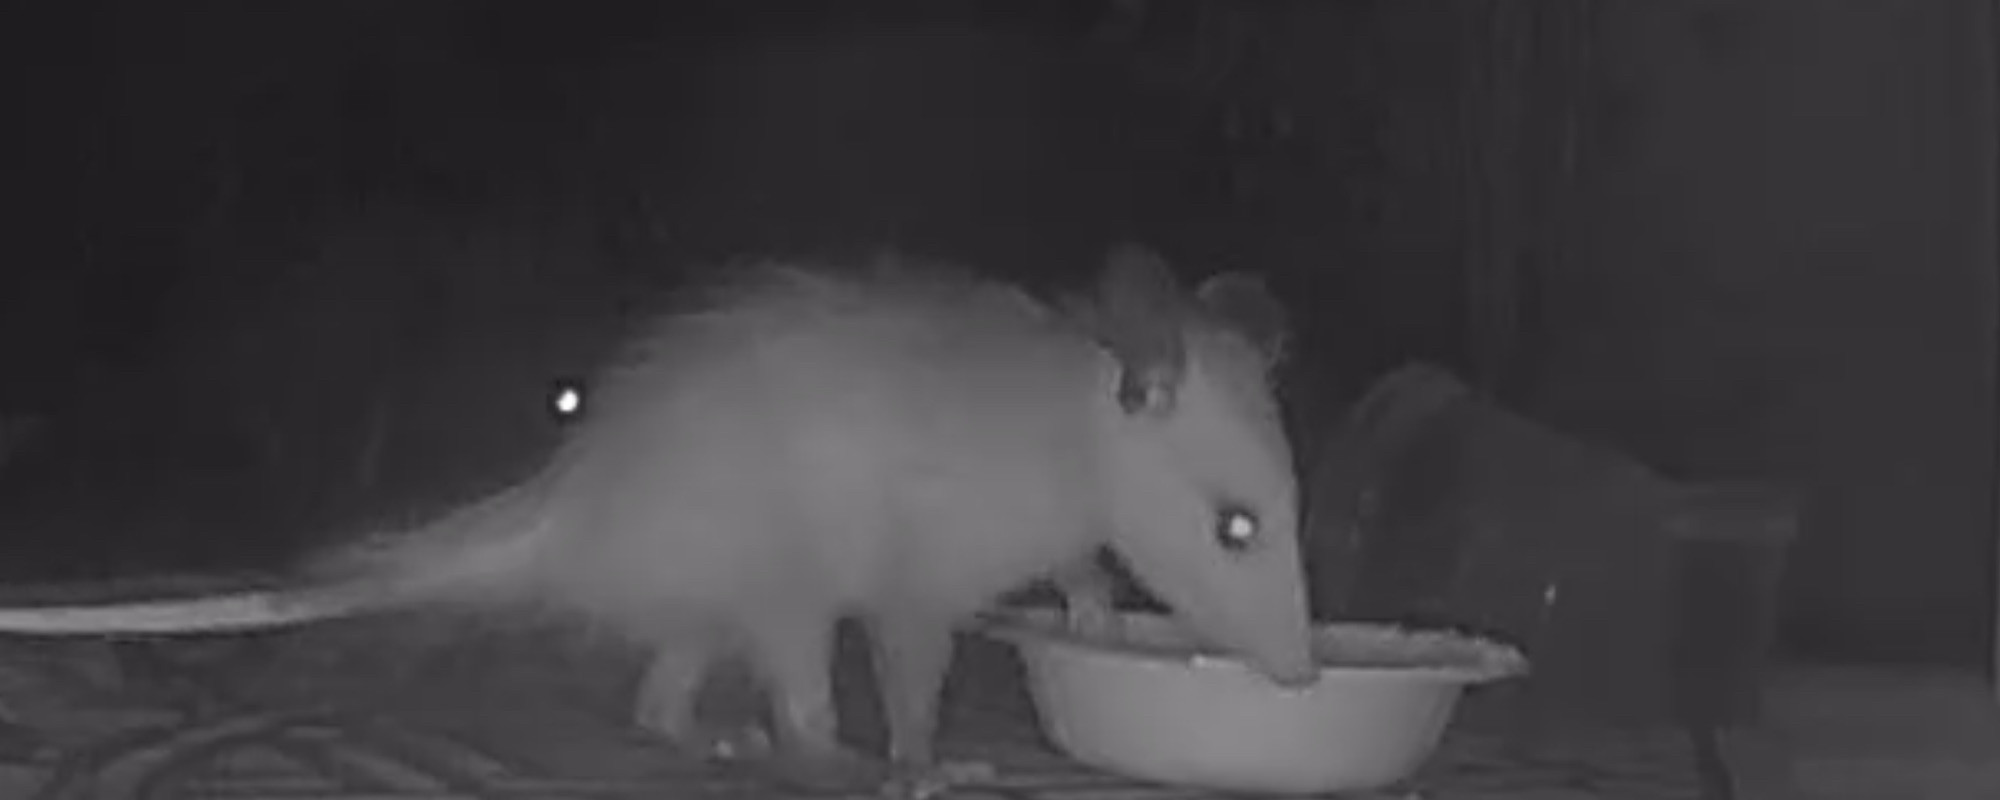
[0,245,1315,795]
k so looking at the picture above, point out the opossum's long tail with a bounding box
[0,471,565,637]
[0,587,363,636]
[299,471,564,615]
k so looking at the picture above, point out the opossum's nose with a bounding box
[1233,628,1318,689]
[1258,651,1321,689]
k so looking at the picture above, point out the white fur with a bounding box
[0,252,1314,727]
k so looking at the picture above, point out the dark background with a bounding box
[0,1,1991,672]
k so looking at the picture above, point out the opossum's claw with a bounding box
[674,722,773,763]
[881,759,997,800]
[1058,568,1121,641]
[1065,599,1121,641]
[635,640,772,762]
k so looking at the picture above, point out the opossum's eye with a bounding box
[1213,505,1260,553]
[1116,369,1176,416]
[1116,379,1156,414]
[548,378,586,424]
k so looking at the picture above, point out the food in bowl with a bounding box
[978,608,1528,795]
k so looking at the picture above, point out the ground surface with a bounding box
[0,607,1718,800]
[1752,663,2000,800]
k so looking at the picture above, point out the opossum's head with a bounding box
[1079,244,1317,688]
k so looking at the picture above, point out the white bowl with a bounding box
[979,608,1528,795]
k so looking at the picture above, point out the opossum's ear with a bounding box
[1094,243,1189,416]
[1196,270,1289,363]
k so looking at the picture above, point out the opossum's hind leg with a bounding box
[633,643,710,741]
[870,610,997,800]
[632,635,771,763]
[741,610,884,793]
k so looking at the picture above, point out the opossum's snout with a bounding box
[1114,517,1318,690]
[1203,577,1317,689]
[1147,564,1317,689]
[1271,665,1319,689]
[1191,508,1318,688]
[1242,618,1318,689]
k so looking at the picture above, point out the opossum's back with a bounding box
[583,262,1099,496]
[752,305,1108,603]
[534,265,1104,626]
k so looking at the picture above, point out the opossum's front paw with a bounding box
[881,759,997,800]
[766,745,888,793]
[1065,600,1121,641]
